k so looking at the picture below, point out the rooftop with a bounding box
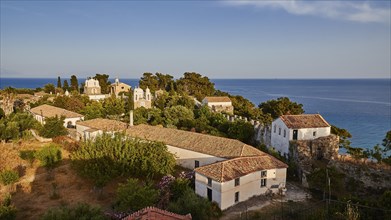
[195,156,288,182]
[203,96,231,103]
[126,124,264,158]
[279,114,330,129]
[123,206,192,220]
[77,118,128,131]
[30,104,83,118]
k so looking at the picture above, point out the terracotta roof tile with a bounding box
[280,114,330,129]
[126,124,264,158]
[123,206,192,220]
[77,118,128,132]
[195,156,288,182]
[30,104,83,118]
[203,96,231,103]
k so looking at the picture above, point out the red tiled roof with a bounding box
[203,96,231,103]
[77,118,128,132]
[126,124,264,158]
[195,156,288,182]
[30,104,83,118]
[122,206,192,220]
[280,114,330,129]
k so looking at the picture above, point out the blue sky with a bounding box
[0,0,390,79]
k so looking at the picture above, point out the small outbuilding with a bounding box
[202,96,234,114]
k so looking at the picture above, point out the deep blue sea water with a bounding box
[1,78,390,150]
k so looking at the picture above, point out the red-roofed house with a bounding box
[271,114,331,156]
[194,156,288,210]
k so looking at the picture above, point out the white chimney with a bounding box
[129,110,134,127]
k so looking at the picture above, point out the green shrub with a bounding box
[35,144,62,169]
[0,194,17,220]
[168,187,221,220]
[19,150,36,166]
[40,203,106,220]
[39,116,68,138]
[115,178,159,212]
[71,133,175,187]
[0,170,19,186]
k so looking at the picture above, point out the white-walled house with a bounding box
[125,124,288,209]
[126,124,264,170]
[30,104,84,128]
[271,114,331,156]
[202,96,234,114]
[195,156,288,210]
[76,118,128,141]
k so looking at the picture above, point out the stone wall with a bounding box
[289,134,339,187]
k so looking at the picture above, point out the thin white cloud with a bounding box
[224,0,390,24]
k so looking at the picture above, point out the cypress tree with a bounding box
[57,76,62,88]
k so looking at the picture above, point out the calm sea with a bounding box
[1,78,390,150]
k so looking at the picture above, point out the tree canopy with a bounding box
[94,74,111,94]
[258,97,304,119]
[70,75,79,92]
[176,72,215,101]
[115,178,159,212]
[71,133,176,187]
[39,116,68,138]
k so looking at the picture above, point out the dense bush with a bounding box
[71,133,176,187]
[39,116,68,138]
[0,170,19,186]
[40,203,106,220]
[168,187,221,220]
[0,194,17,220]
[115,178,159,212]
[35,144,62,169]
[19,150,36,167]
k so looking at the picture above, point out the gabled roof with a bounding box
[123,206,192,220]
[126,124,264,158]
[279,114,330,129]
[30,104,83,118]
[195,156,288,182]
[203,96,231,103]
[77,118,128,131]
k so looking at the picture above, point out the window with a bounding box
[278,128,281,135]
[283,129,286,137]
[261,178,267,187]
[195,160,200,168]
[313,131,317,137]
[235,192,239,203]
[274,125,276,133]
[207,178,212,187]
[234,178,240,186]
[261,170,267,178]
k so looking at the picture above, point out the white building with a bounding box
[30,104,84,128]
[133,87,152,109]
[271,114,331,156]
[84,78,108,101]
[202,96,234,114]
[125,124,287,210]
[84,78,101,95]
[76,118,128,141]
[195,156,288,210]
